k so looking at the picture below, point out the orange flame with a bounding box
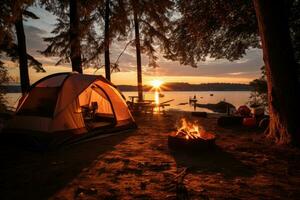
[176,118,215,140]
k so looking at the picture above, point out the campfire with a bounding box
[168,118,216,151]
[176,118,215,140]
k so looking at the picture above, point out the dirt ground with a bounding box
[1,111,300,200]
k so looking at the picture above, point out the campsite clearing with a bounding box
[1,111,300,199]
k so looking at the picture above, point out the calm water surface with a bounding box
[5,91,251,112]
[124,91,251,112]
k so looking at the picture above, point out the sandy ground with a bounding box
[1,111,300,200]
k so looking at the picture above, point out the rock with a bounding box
[196,101,236,113]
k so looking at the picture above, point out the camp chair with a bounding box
[90,102,98,119]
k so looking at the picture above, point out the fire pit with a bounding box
[168,118,216,151]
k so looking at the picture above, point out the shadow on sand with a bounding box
[170,146,255,179]
[0,130,135,200]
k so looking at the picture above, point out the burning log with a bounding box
[177,129,197,140]
[168,118,216,151]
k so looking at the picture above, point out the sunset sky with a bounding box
[5,5,264,86]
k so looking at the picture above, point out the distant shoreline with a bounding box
[1,83,253,93]
[119,89,252,92]
[119,82,253,92]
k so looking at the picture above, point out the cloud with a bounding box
[107,39,263,80]
[227,72,247,76]
[24,25,48,54]
[6,5,264,85]
[140,48,263,79]
[24,6,57,33]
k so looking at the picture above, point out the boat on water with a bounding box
[189,95,198,104]
[159,93,165,98]
[189,98,197,103]
[189,98,198,104]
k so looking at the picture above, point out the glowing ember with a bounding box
[176,118,215,140]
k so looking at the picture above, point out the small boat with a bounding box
[178,102,188,106]
[210,94,214,96]
[159,93,165,97]
[189,98,197,103]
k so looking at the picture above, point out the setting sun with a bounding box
[150,79,164,89]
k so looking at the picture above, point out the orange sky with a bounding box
[4,6,264,86]
[6,62,258,85]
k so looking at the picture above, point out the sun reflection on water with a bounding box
[154,90,160,105]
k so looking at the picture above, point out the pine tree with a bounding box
[14,3,30,93]
[1,0,45,94]
[0,61,9,112]
[40,0,97,73]
[104,0,111,80]
[128,0,174,101]
[86,0,130,80]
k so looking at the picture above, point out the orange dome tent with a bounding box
[3,73,136,147]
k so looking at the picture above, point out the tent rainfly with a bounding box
[4,72,136,146]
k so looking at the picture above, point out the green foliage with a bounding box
[0,1,14,47]
[0,0,45,72]
[85,0,131,70]
[41,0,130,69]
[249,66,268,108]
[41,0,174,70]
[289,0,300,64]
[1,38,45,72]
[130,0,174,68]
[0,61,9,112]
[164,0,259,67]
[165,0,300,68]
[40,0,103,68]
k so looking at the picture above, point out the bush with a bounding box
[249,66,268,109]
[0,61,9,112]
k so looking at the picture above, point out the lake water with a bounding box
[5,91,251,112]
[124,91,251,112]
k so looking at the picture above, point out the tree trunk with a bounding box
[253,0,300,145]
[104,0,111,81]
[15,14,30,94]
[69,0,82,73]
[134,10,143,101]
